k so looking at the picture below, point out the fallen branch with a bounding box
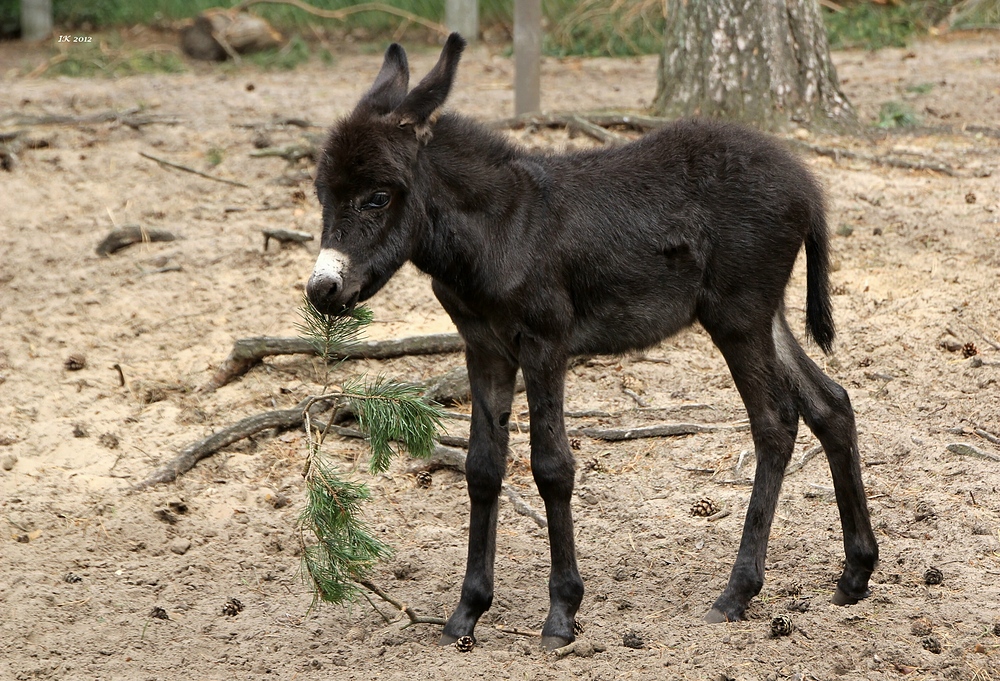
[975,428,1000,446]
[250,144,317,163]
[784,445,824,476]
[566,115,628,145]
[200,332,464,392]
[2,108,180,129]
[491,111,671,133]
[357,579,447,627]
[95,224,179,256]
[568,422,748,441]
[947,442,1000,463]
[788,140,960,176]
[262,228,312,250]
[140,151,250,189]
[234,0,448,36]
[133,397,333,490]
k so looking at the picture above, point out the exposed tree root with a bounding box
[491,111,671,133]
[200,333,464,392]
[789,140,961,176]
[1,108,181,129]
[133,397,334,490]
[568,422,749,441]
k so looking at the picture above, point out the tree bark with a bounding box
[653,0,855,131]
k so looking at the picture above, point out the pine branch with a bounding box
[341,376,444,474]
[299,459,393,604]
[296,302,446,607]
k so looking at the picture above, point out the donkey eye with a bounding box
[361,191,390,211]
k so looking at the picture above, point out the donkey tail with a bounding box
[805,208,835,354]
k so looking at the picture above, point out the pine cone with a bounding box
[910,617,933,636]
[63,572,82,583]
[622,631,643,649]
[150,606,169,620]
[923,567,943,585]
[64,354,86,371]
[690,498,717,517]
[415,470,433,488]
[921,635,942,654]
[584,458,606,473]
[222,597,244,616]
[569,437,582,450]
[455,635,475,653]
[770,614,793,637]
[962,342,978,358]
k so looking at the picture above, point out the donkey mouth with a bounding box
[312,291,360,317]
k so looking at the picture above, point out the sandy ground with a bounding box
[1,32,999,681]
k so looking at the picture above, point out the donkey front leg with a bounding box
[440,344,519,645]
[521,345,584,649]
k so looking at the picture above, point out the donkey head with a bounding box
[306,33,466,315]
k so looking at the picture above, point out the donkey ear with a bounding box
[356,43,410,115]
[395,33,466,143]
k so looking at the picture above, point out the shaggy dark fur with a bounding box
[306,34,878,649]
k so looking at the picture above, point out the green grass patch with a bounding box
[823,0,957,50]
[905,82,935,94]
[45,42,186,77]
[876,101,921,128]
[240,34,312,70]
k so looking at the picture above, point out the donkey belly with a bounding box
[568,278,700,356]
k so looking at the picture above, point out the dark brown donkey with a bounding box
[306,34,878,649]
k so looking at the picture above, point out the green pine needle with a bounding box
[299,459,392,604]
[343,375,444,475]
[296,296,373,361]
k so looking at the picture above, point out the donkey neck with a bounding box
[409,114,550,300]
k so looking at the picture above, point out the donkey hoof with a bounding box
[541,635,572,650]
[831,586,867,606]
[704,608,730,624]
[439,633,460,646]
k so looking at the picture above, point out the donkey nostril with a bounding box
[306,275,342,310]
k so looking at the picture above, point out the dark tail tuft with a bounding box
[805,209,835,354]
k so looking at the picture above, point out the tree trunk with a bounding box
[653,0,855,131]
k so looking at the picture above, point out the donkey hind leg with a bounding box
[521,344,584,650]
[772,316,878,605]
[440,345,519,645]
[703,322,800,623]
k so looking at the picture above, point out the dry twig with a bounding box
[139,151,250,188]
[356,579,446,627]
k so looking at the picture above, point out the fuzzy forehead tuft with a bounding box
[317,113,412,196]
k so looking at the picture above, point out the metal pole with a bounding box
[446,0,478,42]
[513,0,541,115]
[21,0,53,41]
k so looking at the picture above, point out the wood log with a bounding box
[181,9,282,61]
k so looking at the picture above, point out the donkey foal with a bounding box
[306,34,879,649]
